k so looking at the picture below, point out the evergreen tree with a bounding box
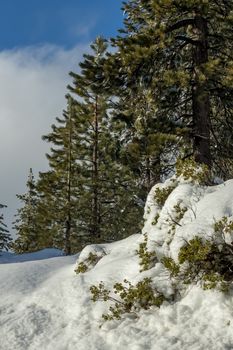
[104,0,233,174]
[112,87,178,192]
[13,169,41,253]
[37,96,81,254]
[69,37,143,243]
[0,204,11,252]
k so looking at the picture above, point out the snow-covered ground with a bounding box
[2,178,233,350]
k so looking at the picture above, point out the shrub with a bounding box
[75,252,104,274]
[161,236,233,292]
[176,157,209,184]
[154,186,174,207]
[136,234,157,272]
[75,261,88,274]
[165,202,188,235]
[173,203,188,222]
[151,213,160,226]
[178,236,233,291]
[161,257,180,277]
[214,216,233,236]
[90,277,165,322]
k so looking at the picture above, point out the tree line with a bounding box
[1,0,232,254]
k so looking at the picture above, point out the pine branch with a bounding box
[175,35,201,46]
[166,18,195,33]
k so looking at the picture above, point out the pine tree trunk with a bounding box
[145,156,151,191]
[145,156,161,190]
[64,217,71,255]
[192,14,211,167]
[64,100,72,255]
[92,96,100,239]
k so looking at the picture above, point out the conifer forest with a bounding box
[1,0,233,255]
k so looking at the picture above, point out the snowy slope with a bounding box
[2,179,233,350]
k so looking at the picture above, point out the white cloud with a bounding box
[0,44,89,235]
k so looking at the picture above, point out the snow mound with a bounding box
[144,177,233,260]
[1,179,233,349]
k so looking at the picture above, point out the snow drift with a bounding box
[1,177,233,349]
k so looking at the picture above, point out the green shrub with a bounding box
[173,203,188,222]
[165,202,188,235]
[178,236,233,291]
[161,257,180,277]
[176,157,209,184]
[202,273,229,292]
[90,277,165,322]
[154,186,174,207]
[214,216,233,235]
[75,252,104,274]
[178,237,211,264]
[136,234,157,272]
[161,236,233,292]
[75,261,88,274]
[151,213,160,226]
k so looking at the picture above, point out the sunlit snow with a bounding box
[1,179,233,349]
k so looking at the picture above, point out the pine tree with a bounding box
[0,204,11,252]
[69,37,143,243]
[37,96,81,254]
[112,87,178,192]
[104,0,233,174]
[13,169,41,253]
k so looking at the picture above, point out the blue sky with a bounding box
[0,1,125,233]
[0,0,123,50]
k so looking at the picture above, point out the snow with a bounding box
[0,248,63,263]
[1,178,233,349]
[143,178,233,261]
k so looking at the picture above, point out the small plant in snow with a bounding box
[151,213,160,226]
[90,278,165,322]
[161,257,180,277]
[166,202,188,235]
[214,216,233,237]
[75,261,89,274]
[202,273,228,292]
[176,157,209,184]
[146,206,151,215]
[75,252,103,274]
[136,234,157,272]
[173,203,188,222]
[154,186,174,207]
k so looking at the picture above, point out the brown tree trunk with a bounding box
[145,155,161,190]
[92,96,100,239]
[64,216,71,255]
[64,98,72,255]
[192,14,211,167]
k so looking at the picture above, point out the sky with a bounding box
[0,1,124,236]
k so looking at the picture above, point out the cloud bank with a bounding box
[0,44,89,234]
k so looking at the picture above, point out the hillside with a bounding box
[1,176,233,350]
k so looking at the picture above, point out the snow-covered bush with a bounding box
[154,185,175,207]
[176,157,210,184]
[82,162,233,325]
[214,216,233,244]
[135,234,157,272]
[90,277,165,322]
[178,236,233,291]
[161,256,180,277]
[75,252,102,273]
[75,245,106,274]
